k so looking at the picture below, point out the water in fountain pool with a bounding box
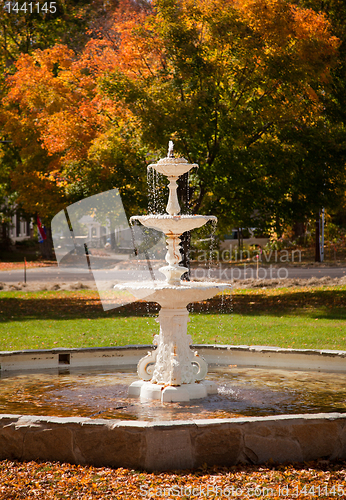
[2,366,346,421]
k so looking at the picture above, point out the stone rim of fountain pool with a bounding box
[1,344,346,470]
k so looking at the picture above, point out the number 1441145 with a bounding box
[4,2,57,13]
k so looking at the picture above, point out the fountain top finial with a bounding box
[168,141,174,158]
[148,143,198,178]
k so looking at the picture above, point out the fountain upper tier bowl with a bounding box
[130,214,216,235]
[148,156,198,177]
[116,280,229,308]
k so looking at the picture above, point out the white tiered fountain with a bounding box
[116,142,228,402]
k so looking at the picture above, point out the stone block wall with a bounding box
[0,413,345,471]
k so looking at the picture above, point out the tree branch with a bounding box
[246,121,273,148]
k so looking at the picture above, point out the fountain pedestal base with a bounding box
[128,380,217,403]
[115,284,229,402]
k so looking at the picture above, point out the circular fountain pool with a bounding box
[2,365,346,421]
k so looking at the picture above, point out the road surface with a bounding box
[0,265,345,284]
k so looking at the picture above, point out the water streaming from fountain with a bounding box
[115,143,230,402]
[147,166,167,215]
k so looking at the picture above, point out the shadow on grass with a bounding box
[0,296,158,321]
[0,288,346,322]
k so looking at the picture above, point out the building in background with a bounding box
[9,213,32,242]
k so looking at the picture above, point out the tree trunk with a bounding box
[180,231,190,281]
[237,227,243,251]
[177,171,189,211]
[0,222,12,251]
[109,222,116,250]
[177,172,191,280]
[39,226,55,260]
[293,221,305,242]
[315,212,321,262]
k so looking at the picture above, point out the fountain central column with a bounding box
[150,308,205,386]
[159,233,188,285]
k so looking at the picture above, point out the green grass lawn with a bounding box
[0,286,345,351]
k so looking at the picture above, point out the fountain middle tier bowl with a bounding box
[130,214,217,235]
[115,280,230,308]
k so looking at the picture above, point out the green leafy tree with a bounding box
[99,0,342,238]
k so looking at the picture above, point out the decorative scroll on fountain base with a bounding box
[116,142,229,402]
[128,308,218,402]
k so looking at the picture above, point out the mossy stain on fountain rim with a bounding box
[0,344,155,357]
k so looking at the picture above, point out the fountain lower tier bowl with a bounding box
[114,280,229,308]
[130,214,216,235]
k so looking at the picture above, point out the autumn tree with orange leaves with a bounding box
[2,0,346,257]
[0,0,140,254]
[0,31,148,255]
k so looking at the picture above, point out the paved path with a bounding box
[197,265,346,281]
[0,267,95,284]
[0,265,345,284]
